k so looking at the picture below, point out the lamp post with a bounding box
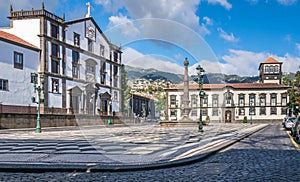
[31,73,46,133]
[196,65,205,133]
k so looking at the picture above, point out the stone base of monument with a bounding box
[178,116,198,126]
[159,116,199,127]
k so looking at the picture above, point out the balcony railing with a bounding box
[10,9,64,23]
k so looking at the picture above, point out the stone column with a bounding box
[179,58,194,122]
[182,58,190,109]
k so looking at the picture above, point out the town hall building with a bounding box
[165,57,290,123]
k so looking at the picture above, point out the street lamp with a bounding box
[196,65,205,133]
[31,73,46,133]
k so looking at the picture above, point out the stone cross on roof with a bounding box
[86,2,91,17]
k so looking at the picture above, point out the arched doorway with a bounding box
[100,92,111,115]
[225,110,232,123]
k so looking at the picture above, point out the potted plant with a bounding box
[243,116,248,123]
[204,115,210,125]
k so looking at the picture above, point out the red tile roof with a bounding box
[0,30,39,50]
[264,57,279,64]
[167,83,289,90]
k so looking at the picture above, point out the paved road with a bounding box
[0,124,299,181]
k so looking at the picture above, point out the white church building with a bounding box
[165,57,290,123]
[0,3,122,115]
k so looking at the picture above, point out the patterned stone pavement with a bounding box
[0,124,298,182]
[0,123,264,166]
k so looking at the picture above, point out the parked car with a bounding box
[284,117,296,130]
[291,116,300,138]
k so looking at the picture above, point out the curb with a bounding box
[0,124,269,172]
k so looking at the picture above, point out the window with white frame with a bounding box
[249,107,255,115]
[51,59,59,74]
[281,93,287,106]
[51,24,59,39]
[239,108,245,115]
[170,109,176,117]
[212,108,218,116]
[260,107,266,115]
[203,94,208,106]
[170,95,176,106]
[212,95,218,107]
[191,109,197,116]
[72,51,79,78]
[0,79,8,91]
[100,61,106,84]
[114,91,118,101]
[270,107,277,115]
[259,93,266,106]
[14,51,23,69]
[191,94,198,105]
[51,43,59,58]
[239,94,245,106]
[249,94,255,106]
[52,78,59,93]
[281,107,287,115]
[271,93,277,106]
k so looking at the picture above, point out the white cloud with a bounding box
[214,49,300,76]
[122,47,184,74]
[207,0,232,10]
[93,0,124,13]
[199,16,213,36]
[277,0,297,6]
[189,60,224,75]
[203,16,213,26]
[124,47,300,77]
[108,14,140,38]
[99,0,202,33]
[220,49,268,76]
[217,28,239,42]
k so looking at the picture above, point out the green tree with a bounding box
[120,64,131,114]
[156,93,166,115]
[283,68,300,116]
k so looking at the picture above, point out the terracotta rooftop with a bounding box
[264,57,279,64]
[167,83,289,90]
[0,30,39,50]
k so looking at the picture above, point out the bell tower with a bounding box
[258,57,282,84]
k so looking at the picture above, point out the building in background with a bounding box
[0,30,40,113]
[128,93,156,120]
[165,57,290,123]
[0,3,122,116]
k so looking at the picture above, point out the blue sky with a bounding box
[1,0,300,76]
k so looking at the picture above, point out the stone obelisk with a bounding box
[180,58,192,122]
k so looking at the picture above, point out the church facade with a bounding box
[165,57,290,123]
[0,4,122,116]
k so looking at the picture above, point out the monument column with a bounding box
[180,58,192,121]
[182,58,190,109]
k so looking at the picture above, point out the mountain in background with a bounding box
[125,65,184,84]
[125,65,260,84]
